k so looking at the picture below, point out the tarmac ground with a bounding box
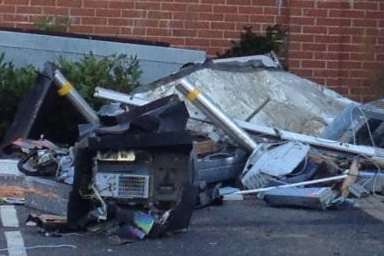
[1,198,384,256]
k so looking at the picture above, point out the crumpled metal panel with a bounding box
[135,66,355,135]
[240,141,310,189]
[246,142,310,177]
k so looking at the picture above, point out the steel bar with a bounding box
[93,87,384,160]
[53,70,100,125]
[235,119,384,159]
[176,78,259,152]
[94,87,148,106]
[235,174,349,195]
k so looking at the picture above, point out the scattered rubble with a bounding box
[1,54,384,244]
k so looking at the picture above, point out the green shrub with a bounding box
[57,52,142,109]
[218,25,287,59]
[0,52,142,142]
[0,53,37,140]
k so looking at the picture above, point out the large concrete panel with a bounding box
[135,62,355,135]
[0,30,206,84]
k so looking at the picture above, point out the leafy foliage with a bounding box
[218,25,287,58]
[0,52,142,142]
[57,52,142,109]
[0,53,37,139]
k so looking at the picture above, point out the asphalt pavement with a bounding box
[1,199,384,256]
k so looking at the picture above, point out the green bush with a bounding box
[218,25,287,59]
[0,52,142,142]
[57,52,142,109]
[0,53,37,140]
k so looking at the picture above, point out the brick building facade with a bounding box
[0,0,383,101]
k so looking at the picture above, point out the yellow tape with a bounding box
[186,88,200,102]
[57,82,74,96]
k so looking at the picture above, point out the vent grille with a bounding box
[118,175,149,199]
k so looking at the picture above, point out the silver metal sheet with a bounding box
[249,142,310,176]
[240,142,309,189]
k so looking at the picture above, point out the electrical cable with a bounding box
[350,106,357,145]
[355,105,376,147]
[356,153,383,196]
[346,105,383,195]
[352,105,383,194]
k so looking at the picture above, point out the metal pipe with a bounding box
[94,87,148,106]
[53,70,100,125]
[176,78,259,152]
[93,87,384,161]
[235,119,384,159]
[235,173,349,195]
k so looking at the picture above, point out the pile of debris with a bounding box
[1,55,384,242]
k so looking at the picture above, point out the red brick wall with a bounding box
[0,0,383,101]
[284,0,384,102]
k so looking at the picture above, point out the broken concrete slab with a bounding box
[24,177,71,216]
[0,29,206,85]
[0,162,70,215]
[0,159,26,197]
[0,185,27,198]
[0,159,23,176]
[132,61,355,135]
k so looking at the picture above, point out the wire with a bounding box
[354,105,376,148]
[0,244,77,252]
[341,104,384,194]
[350,106,357,145]
[356,153,383,196]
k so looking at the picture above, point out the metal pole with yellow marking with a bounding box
[176,78,260,152]
[53,69,100,125]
